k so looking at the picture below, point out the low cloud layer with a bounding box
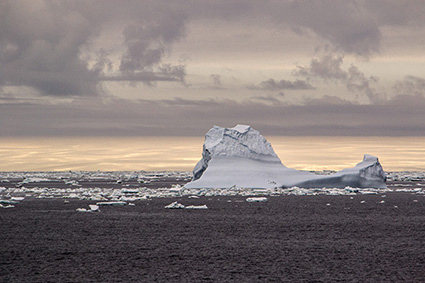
[1,95,425,137]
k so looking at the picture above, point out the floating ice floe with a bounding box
[246,197,268,202]
[76,204,100,212]
[89,204,100,212]
[96,201,126,206]
[185,125,387,189]
[11,196,25,201]
[0,204,14,208]
[0,199,18,204]
[185,204,208,209]
[165,201,185,209]
[1,170,425,201]
[22,177,51,183]
[164,202,208,209]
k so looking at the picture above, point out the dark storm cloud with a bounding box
[1,0,425,138]
[295,55,382,103]
[0,1,187,96]
[0,1,100,96]
[248,79,314,91]
[118,9,187,82]
[2,1,425,97]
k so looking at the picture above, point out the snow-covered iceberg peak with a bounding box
[192,124,282,181]
[204,124,279,161]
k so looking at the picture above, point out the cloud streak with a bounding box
[248,79,314,91]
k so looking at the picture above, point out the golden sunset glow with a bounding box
[1,136,424,172]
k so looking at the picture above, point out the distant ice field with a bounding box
[1,171,425,203]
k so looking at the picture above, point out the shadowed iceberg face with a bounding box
[185,125,387,189]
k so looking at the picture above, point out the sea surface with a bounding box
[2,193,425,282]
[1,172,425,282]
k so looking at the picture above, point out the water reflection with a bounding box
[0,136,424,171]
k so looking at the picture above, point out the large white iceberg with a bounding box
[184,125,387,189]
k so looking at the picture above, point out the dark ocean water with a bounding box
[1,193,425,282]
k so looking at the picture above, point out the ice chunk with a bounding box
[185,125,387,189]
[0,204,15,208]
[11,197,25,201]
[185,204,208,209]
[164,201,185,209]
[0,199,18,204]
[89,204,100,212]
[96,201,126,206]
[246,197,268,202]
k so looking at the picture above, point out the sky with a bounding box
[1,0,425,138]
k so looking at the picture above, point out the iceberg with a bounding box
[185,125,387,189]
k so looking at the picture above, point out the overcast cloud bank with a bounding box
[1,1,424,136]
